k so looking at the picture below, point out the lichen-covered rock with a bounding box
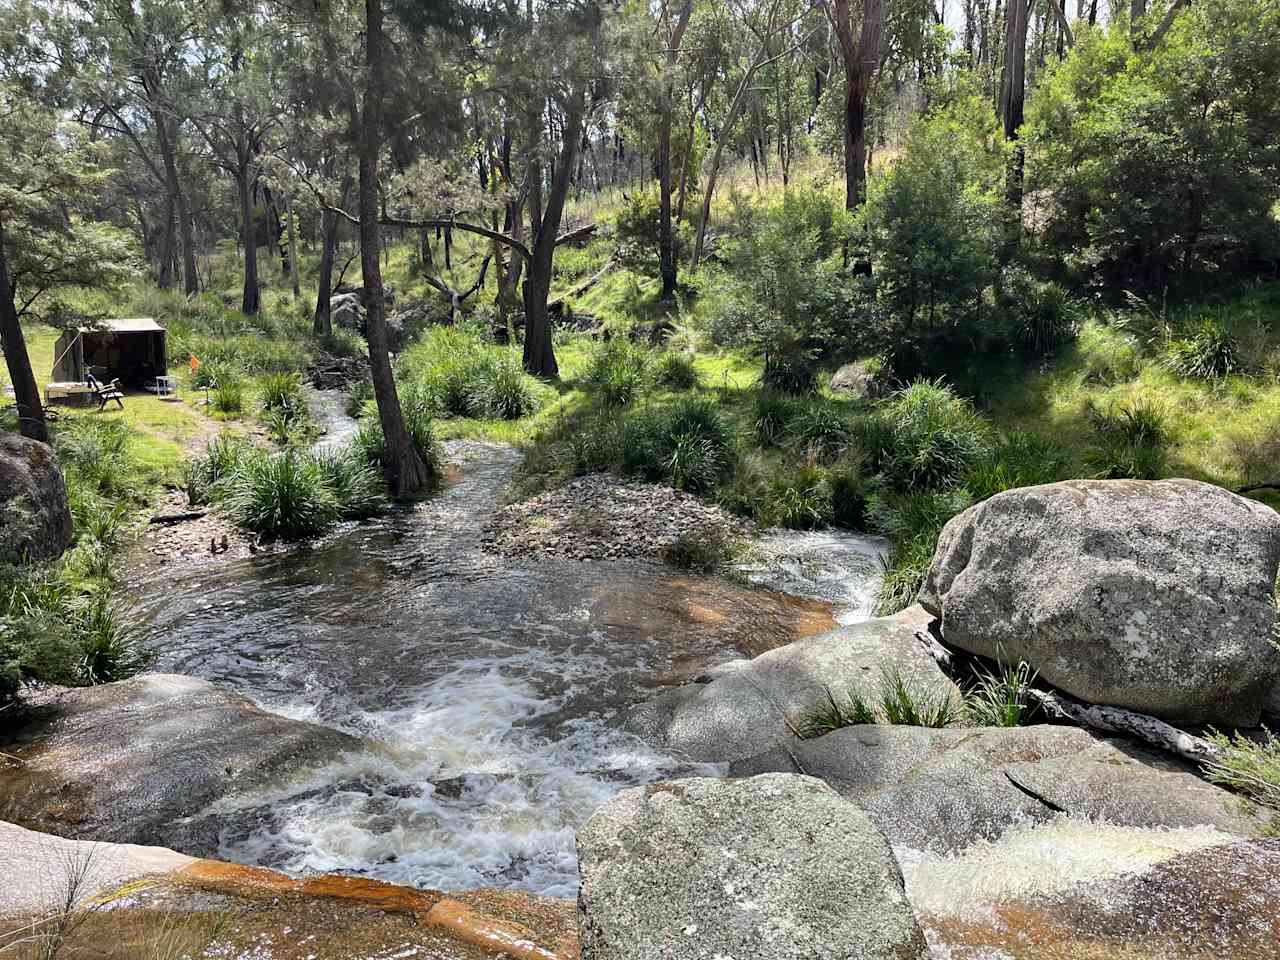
[0,432,72,564]
[829,360,886,399]
[921,479,1280,726]
[576,774,926,960]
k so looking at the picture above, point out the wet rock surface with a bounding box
[482,473,751,562]
[0,432,73,564]
[0,674,361,854]
[922,478,1280,726]
[576,773,926,960]
[627,604,959,763]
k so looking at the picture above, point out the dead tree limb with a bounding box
[548,255,618,312]
[422,255,493,323]
[1027,688,1224,765]
[1238,481,1280,495]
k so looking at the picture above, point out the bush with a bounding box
[653,351,701,390]
[965,431,1073,501]
[869,487,974,615]
[211,379,245,415]
[620,398,735,492]
[1163,316,1246,381]
[220,449,341,540]
[966,660,1041,727]
[660,527,739,573]
[1086,398,1170,480]
[758,466,833,529]
[584,339,651,407]
[866,379,990,490]
[1205,727,1280,834]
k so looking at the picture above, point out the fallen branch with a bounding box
[1027,688,1224,765]
[914,630,953,670]
[548,255,618,313]
[149,510,208,525]
[554,222,597,246]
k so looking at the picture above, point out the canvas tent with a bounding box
[51,319,167,388]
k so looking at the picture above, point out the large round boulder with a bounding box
[0,432,72,564]
[575,774,926,960]
[921,479,1280,726]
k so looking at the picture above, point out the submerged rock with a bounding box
[0,432,72,564]
[0,673,360,854]
[628,605,959,763]
[921,478,1280,726]
[576,773,926,960]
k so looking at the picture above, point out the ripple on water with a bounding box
[132,440,886,896]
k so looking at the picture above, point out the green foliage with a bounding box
[1025,2,1280,293]
[1000,265,1080,356]
[612,190,690,275]
[754,391,806,447]
[869,487,974,616]
[784,405,855,464]
[760,346,819,395]
[798,663,962,738]
[259,372,305,413]
[758,466,833,529]
[1086,398,1170,480]
[1205,727,1280,834]
[211,379,245,415]
[860,92,1008,370]
[53,418,141,504]
[399,328,543,420]
[345,379,374,419]
[220,449,341,540]
[965,431,1074,501]
[660,527,739,573]
[184,437,254,507]
[312,449,388,520]
[652,351,701,390]
[584,338,651,407]
[966,660,1042,728]
[620,398,735,493]
[352,391,443,479]
[865,380,990,490]
[1163,316,1246,381]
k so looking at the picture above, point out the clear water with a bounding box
[131,413,886,898]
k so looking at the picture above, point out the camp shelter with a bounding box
[51,319,168,388]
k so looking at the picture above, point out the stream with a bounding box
[131,397,888,898]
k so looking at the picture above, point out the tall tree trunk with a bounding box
[360,0,430,496]
[285,192,301,298]
[155,115,199,296]
[522,85,588,378]
[999,0,1030,232]
[829,0,884,212]
[157,192,176,289]
[237,157,260,315]
[0,220,47,443]
[313,176,349,336]
[657,2,693,303]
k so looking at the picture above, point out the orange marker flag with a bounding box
[189,354,201,372]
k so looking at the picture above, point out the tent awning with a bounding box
[77,318,165,334]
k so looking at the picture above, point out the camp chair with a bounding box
[86,372,125,411]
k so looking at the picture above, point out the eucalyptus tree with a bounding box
[0,86,135,442]
[819,0,884,211]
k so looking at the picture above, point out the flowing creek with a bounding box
[130,401,888,898]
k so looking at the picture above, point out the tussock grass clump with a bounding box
[584,338,651,407]
[753,391,806,448]
[400,328,543,420]
[660,527,739,573]
[211,379,244,415]
[352,389,442,478]
[966,659,1041,728]
[1163,315,1245,381]
[653,351,701,390]
[312,449,388,520]
[53,418,139,502]
[785,405,855,463]
[220,449,341,539]
[869,487,973,615]
[758,465,833,529]
[865,379,990,490]
[965,431,1073,501]
[1205,728,1280,835]
[620,398,735,493]
[798,663,961,738]
[1086,397,1170,480]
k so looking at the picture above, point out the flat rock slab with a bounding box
[576,773,926,960]
[731,724,1263,855]
[627,605,959,763]
[0,821,578,960]
[0,673,361,853]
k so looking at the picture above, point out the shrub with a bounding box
[211,379,245,415]
[754,391,806,448]
[653,351,701,390]
[400,329,542,420]
[220,449,341,540]
[866,380,990,490]
[1086,398,1170,480]
[966,660,1041,727]
[660,527,739,573]
[1163,316,1246,381]
[585,339,650,407]
[759,466,833,529]
[785,405,855,463]
[869,487,974,615]
[1205,727,1280,834]
[621,398,735,492]
[965,431,1073,501]
[313,449,388,520]
[760,345,818,395]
